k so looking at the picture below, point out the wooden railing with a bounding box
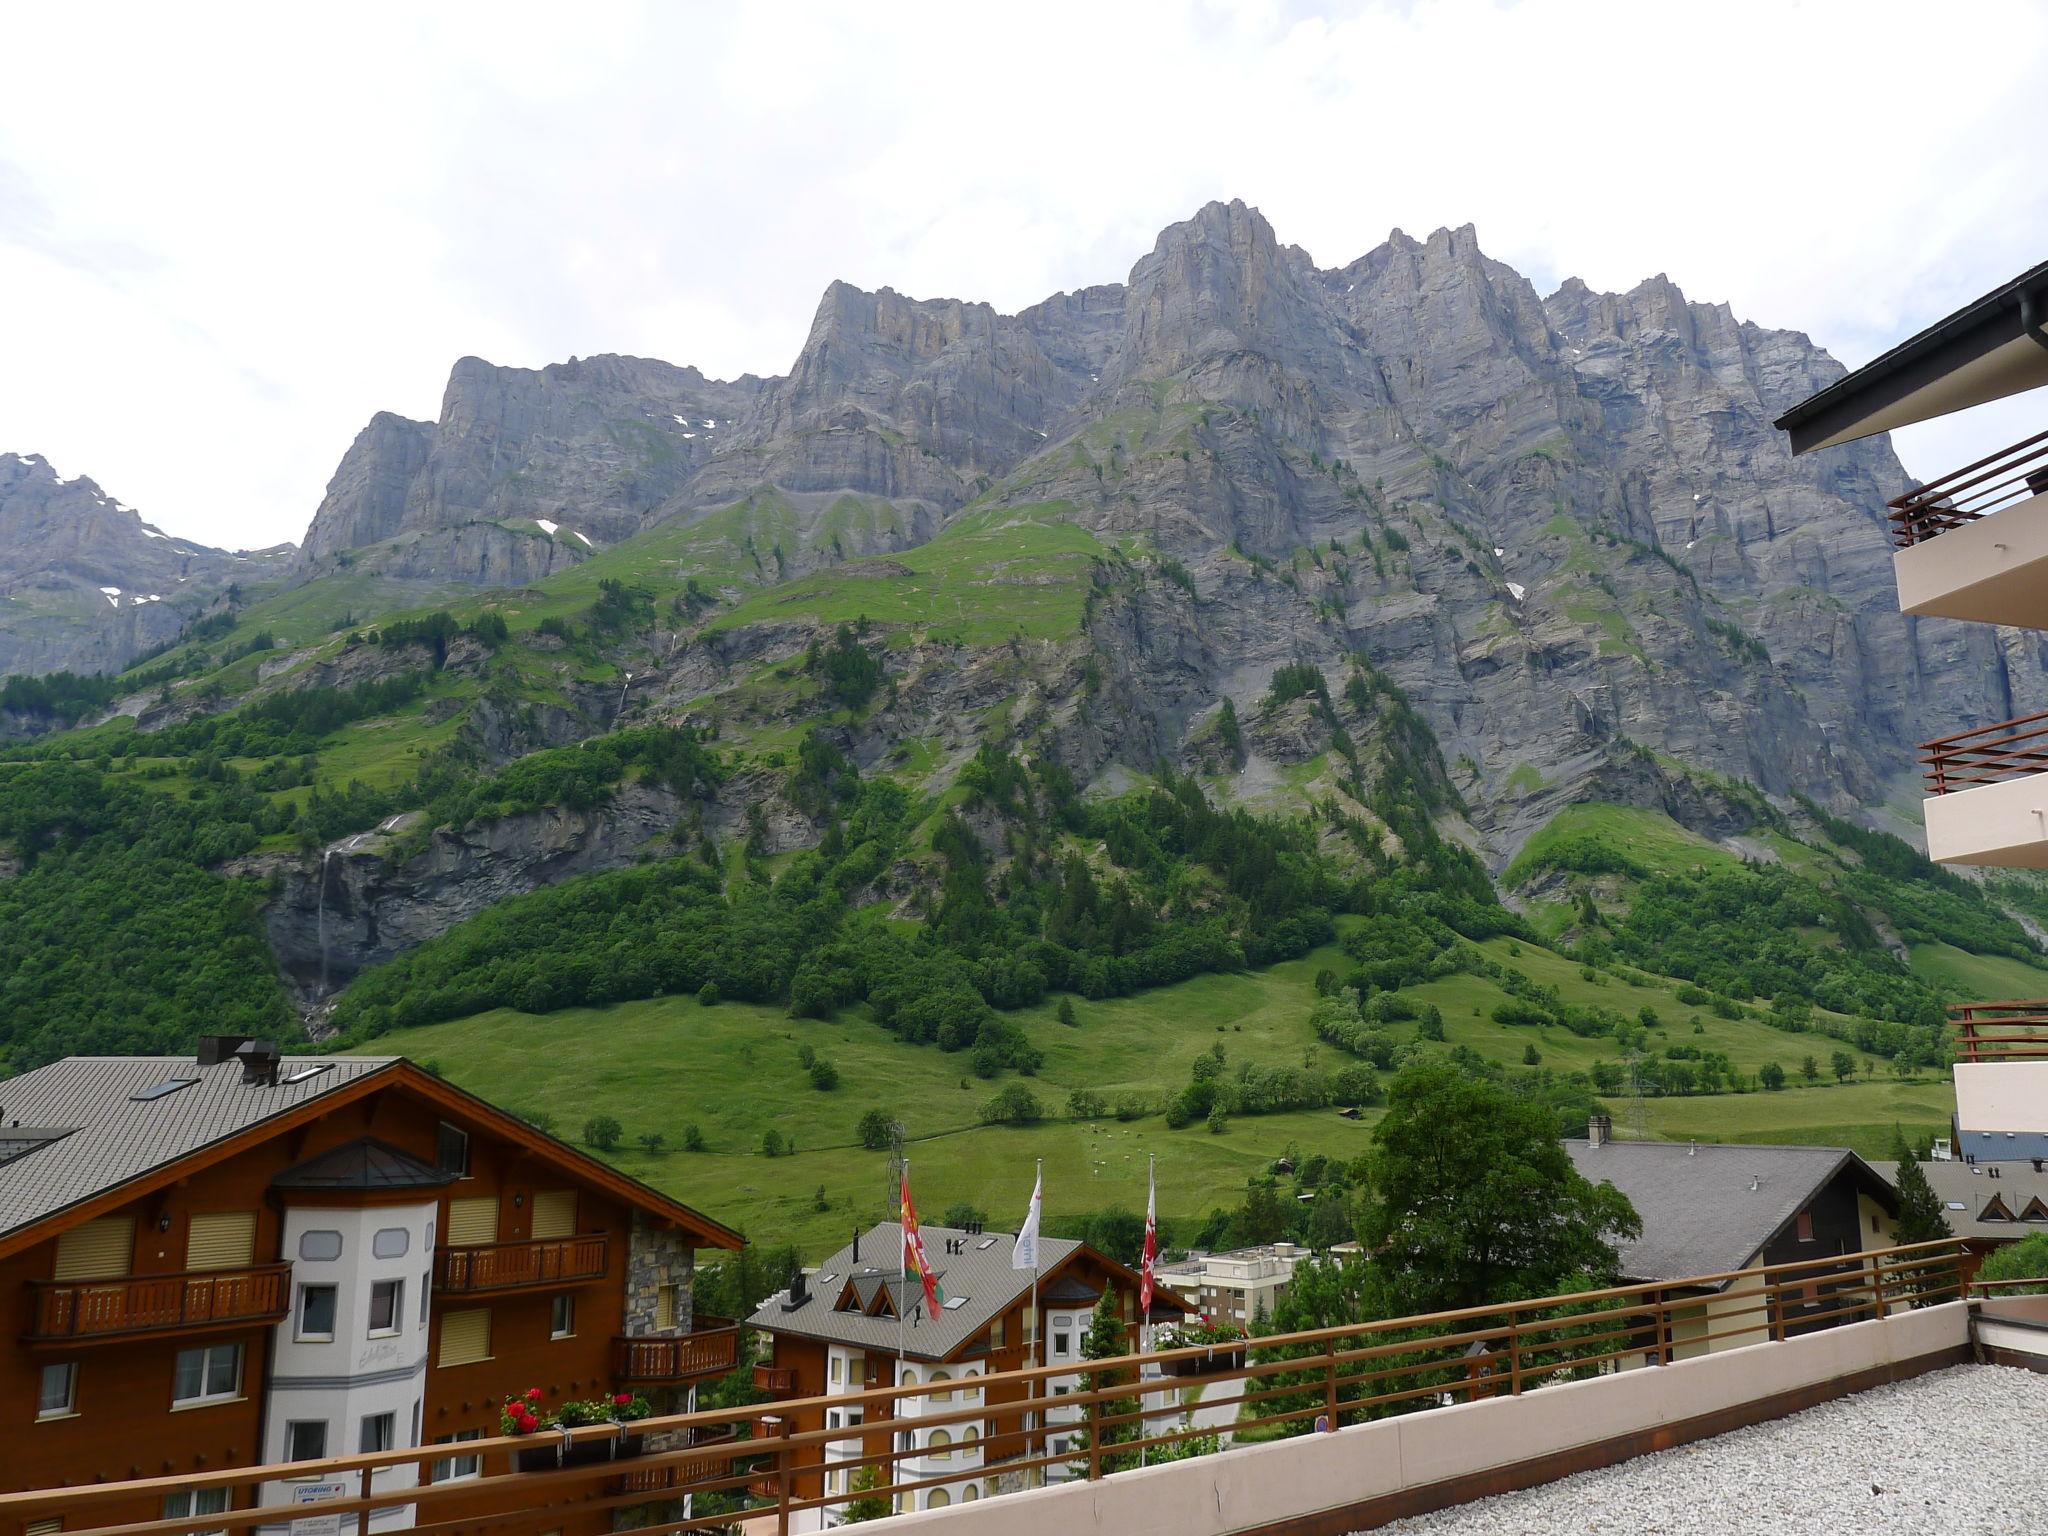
[751,1362,796,1396]
[1889,427,2048,548]
[1919,707,2048,793]
[0,1240,2001,1536]
[609,1426,740,1496]
[611,1317,741,1384]
[436,1234,608,1294]
[1951,1000,2048,1061]
[24,1263,292,1342]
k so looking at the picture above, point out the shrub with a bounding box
[856,1109,894,1149]
[809,1058,840,1091]
[582,1114,623,1150]
[980,1084,1043,1125]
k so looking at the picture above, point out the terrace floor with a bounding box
[1370,1364,2043,1535]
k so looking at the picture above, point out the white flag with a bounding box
[1012,1164,1042,1270]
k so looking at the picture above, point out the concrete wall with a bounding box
[863,1303,1970,1536]
[1894,491,2048,626]
[1922,777,2048,869]
[1955,1062,2048,1135]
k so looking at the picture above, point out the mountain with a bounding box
[268,201,2043,842]
[7,200,2048,1079]
[0,453,291,678]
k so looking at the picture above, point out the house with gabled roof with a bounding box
[0,1039,743,1536]
[747,1219,1189,1527]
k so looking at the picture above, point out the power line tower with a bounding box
[884,1120,907,1221]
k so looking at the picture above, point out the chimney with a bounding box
[1588,1114,1611,1148]
[853,1227,861,1264]
[782,1269,810,1311]
[196,1035,252,1067]
[234,1039,281,1086]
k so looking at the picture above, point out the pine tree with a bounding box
[1890,1130,1952,1247]
[1076,1291,1140,1474]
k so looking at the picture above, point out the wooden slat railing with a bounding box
[611,1317,741,1384]
[24,1263,292,1342]
[1950,1000,2048,1061]
[1889,427,2048,548]
[436,1234,608,1294]
[0,1240,2013,1536]
[1919,707,2048,793]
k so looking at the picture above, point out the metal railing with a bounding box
[0,1240,1997,1536]
[436,1234,608,1294]
[1951,1000,2048,1061]
[612,1317,742,1384]
[24,1263,292,1342]
[1919,707,2048,793]
[1889,428,2048,548]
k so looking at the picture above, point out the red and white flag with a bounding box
[1138,1158,1158,1318]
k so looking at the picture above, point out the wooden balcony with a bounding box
[436,1234,608,1295]
[610,1426,740,1497]
[25,1264,291,1344]
[1889,428,2048,549]
[611,1317,741,1385]
[1951,1001,2048,1062]
[751,1363,796,1397]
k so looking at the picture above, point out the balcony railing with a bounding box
[1951,1000,2048,1061]
[1889,428,2048,548]
[751,1363,796,1396]
[609,1426,740,1497]
[0,1239,2004,1536]
[611,1317,741,1384]
[437,1234,608,1294]
[25,1263,292,1343]
[1919,708,2048,794]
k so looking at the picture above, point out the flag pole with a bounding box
[1140,1153,1156,1470]
[1030,1157,1041,1477]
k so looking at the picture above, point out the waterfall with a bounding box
[317,849,332,995]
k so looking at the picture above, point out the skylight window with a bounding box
[131,1078,198,1102]
[279,1064,333,1086]
[943,1297,970,1310]
[976,1237,998,1250]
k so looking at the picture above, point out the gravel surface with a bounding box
[1368,1365,2047,1535]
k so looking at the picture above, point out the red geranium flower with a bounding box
[614,1393,631,1406]
[526,1387,543,1401]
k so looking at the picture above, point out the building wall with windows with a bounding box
[0,1056,740,1536]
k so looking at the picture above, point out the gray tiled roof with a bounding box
[1565,1140,1888,1286]
[749,1222,1082,1361]
[1959,1129,2048,1163]
[1870,1159,2048,1242]
[0,1055,397,1240]
[274,1136,455,1192]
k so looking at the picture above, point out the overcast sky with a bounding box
[3,0,2044,550]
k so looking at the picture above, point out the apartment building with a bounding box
[1153,1242,1314,1327]
[1776,264,2048,1155]
[746,1221,1190,1530]
[0,1040,743,1536]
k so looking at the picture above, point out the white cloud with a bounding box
[1,0,2043,549]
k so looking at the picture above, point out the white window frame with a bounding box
[172,1343,242,1408]
[296,1283,338,1342]
[360,1412,397,1454]
[437,1122,471,1177]
[284,1419,328,1463]
[549,1293,575,1340]
[432,1429,482,1483]
[367,1279,403,1338]
[38,1361,78,1419]
[162,1485,228,1536]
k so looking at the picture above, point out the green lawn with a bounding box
[1907,941,2048,1000]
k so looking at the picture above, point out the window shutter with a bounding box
[445,1197,499,1248]
[438,1308,491,1367]
[530,1190,576,1241]
[655,1283,678,1331]
[186,1212,257,1270]
[27,1521,63,1536]
[53,1216,133,1280]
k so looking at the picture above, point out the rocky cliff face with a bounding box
[297,353,768,580]
[0,453,291,676]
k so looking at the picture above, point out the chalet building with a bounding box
[1777,267,2048,1146]
[746,1222,1190,1530]
[1870,1156,2048,1261]
[0,1040,743,1536]
[1567,1122,1899,1360]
